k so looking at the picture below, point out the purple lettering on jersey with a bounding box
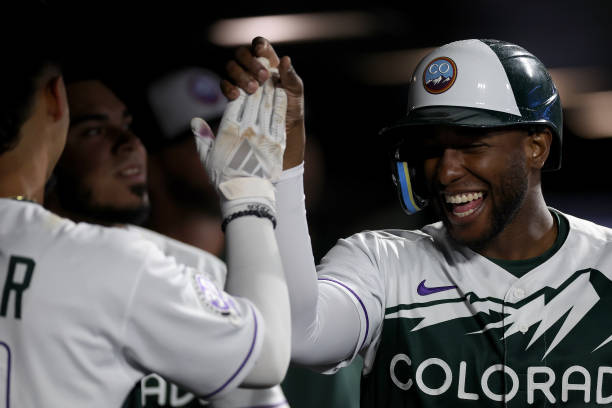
[417,280,457,296]
[0,342,11,407]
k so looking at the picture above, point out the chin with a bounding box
[113,184,149,207]
[447,227,491,250]
[93,202,151,226]
[119,196,149,209]
[441,209,497,250]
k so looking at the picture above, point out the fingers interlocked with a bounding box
[192,57,287,206]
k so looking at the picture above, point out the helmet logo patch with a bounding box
[423,57,457,94]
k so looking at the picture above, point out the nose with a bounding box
[432,148,465,187]
[112,128,144,155]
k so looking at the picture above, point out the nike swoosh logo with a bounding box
[417,280,457,296]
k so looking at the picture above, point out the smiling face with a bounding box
[422,126,530,250]
[54,80,149,225]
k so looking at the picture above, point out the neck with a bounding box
[146,188,224,257]
[44,195,114,226]
[477,187,557,260]
[0,140,51,204]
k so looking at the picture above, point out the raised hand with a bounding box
[221,37,305,170]
[192,57,287,228]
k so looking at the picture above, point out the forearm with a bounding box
[275,165,361,367]
[225,216,290,386]
[209,384,288,408]
[275,164,318,330]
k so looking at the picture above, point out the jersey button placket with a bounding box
[512,287,525,301]
[502,289,512,407]
[504,286,527,406]
[506,284,543,405]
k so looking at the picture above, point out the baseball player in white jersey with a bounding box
[46,75,288,407]
[221,38,612,407]
[126,226,289,408]
[0,25,290,407]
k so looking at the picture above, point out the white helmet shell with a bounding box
[408,39,521,117]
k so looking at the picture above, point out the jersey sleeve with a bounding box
[126,225,227,288]
[316,232,387,369]
[275,165,384,372]
[209,385,288,408]
[120,243,263,398]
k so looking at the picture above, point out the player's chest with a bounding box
[369,261,612,407]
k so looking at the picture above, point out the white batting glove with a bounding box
[192,57,287,229]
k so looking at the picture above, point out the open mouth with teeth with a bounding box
[444,192,486,218]
[119,166,141,177]
[116,164,146,185]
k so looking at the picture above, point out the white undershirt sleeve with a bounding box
[274,164,364,369]
[224,215,291,387]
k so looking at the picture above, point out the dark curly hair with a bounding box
[0,3,63,155]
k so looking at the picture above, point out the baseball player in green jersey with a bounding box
[0,19,291,405]
[221,37,612,407]
[46,74,289,407]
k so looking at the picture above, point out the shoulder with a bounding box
[125,225,220,261]
[0,199,72,234]
[25,216,163,276]
[322,224,444,269]
[1,200,156,259]
[125,225,227,286]
[70,223,158,259]
[343,226,436,246]
[338,223,442,254]
[557,210,612,270]
[563,211,612,246]
[553,210,612,281]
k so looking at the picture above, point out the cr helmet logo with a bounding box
[423,57,457,94]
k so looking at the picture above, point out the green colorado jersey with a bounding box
[317,211,612,407]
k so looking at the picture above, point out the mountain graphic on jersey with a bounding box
[361,268,612,407]
[386,268,612,358]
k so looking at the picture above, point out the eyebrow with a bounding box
[70,110,131,127]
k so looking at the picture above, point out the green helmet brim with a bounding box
[381,106,561,171]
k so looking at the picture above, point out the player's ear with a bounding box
[526,127,552,170]
[45,75,69,122]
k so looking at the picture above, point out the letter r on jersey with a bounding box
[1,256,35,319]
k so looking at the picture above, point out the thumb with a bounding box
[191,117,215,160]
[278,56,303,95]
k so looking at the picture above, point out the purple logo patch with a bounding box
[193,273,241,322]
[417,279,457,296]
[423,56,457,94]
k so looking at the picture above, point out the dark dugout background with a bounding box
[56,0,612,255]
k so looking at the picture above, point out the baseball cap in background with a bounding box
[147,67,227,141]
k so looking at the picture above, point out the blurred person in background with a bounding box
[46,78,150,226]
[143,68,226,257]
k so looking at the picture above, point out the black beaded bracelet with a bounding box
[221,204,277,232]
